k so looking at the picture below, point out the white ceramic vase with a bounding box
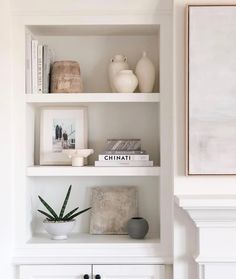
[113,70,138,93]
[43,220,75,240]
[108,54,129,92]
[135,51,155,93]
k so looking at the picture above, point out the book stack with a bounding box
[25,31,54,94]
[95,139,153,167]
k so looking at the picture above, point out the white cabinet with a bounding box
[19,265,90,279]
[93,265,165,279]
[19,265,165,279]
[203,264,236,279]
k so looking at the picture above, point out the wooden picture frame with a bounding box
[40,107,88,165]
[186,5,236,175]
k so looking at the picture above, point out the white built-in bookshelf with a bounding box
[12,15,173,268]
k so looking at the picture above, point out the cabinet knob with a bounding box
[95,275,101,279]
[84,274,89,279]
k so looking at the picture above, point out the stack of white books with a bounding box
[95,139,153,167]
[25,31,54,94]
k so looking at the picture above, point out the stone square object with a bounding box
[90,186,138,234]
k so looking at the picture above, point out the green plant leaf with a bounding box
[38,195,58,220]
[37,210,55,221]
[66,207,91,221]
[62,207,79,220]
[59,185,72,219]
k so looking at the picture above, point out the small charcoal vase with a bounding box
[127,217,149,239]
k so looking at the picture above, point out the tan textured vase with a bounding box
[51,61,83,93]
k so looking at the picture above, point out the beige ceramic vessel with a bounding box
[113,70,138,93]
[51,61,83,93]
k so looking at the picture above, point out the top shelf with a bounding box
[25,93,160,104]
[28,24,160,37]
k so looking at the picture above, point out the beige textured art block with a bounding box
[90,186,138,235]
[51,61,83,93]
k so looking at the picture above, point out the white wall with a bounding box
[11,0,172,15]
[0,0,14,277]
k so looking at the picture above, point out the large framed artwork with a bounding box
[40,107,88,165]
[187,5,236,174]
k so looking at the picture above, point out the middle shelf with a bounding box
[25,93,160,104]
[26,166,161,177]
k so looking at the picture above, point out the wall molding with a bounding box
[176,195,236,267]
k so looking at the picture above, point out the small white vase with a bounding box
[113,70,138,93]
[135,51,155,93]
[108,54,129,92]
[43,220,75,240]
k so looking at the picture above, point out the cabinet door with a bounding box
[204,264,236,279]
[20,265,91,279]
[93,265,165,279]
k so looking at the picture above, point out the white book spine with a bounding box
[99,154,149,161]
[95,161,153,167]
[37,45,43,93]
[25,31,32,94]
[31,40,38,94]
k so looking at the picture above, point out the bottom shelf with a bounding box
[14,234,172,264]
[28,233,160,247]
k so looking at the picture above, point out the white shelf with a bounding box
[26,166,161,177]
[29,25,160,36]
[13,234,171,265]
[14,233,171,265]
[25,93,160,104]
[28,233,160,247]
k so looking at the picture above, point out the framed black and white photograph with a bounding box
[40,107,88,165]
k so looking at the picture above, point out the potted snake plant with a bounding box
[38,185,91,240]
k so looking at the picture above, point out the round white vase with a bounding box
[43,220,75,240]
[113,70,138,93]
[135,51,156,93]
[108,54,129,92]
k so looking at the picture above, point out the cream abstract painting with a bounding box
[188,6,236,174]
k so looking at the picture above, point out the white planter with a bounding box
[113,70,138,93]
[43,220,75,240]
[135,51,156,93]
[108,54,130,92]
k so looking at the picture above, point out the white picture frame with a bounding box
[40,107,88,165]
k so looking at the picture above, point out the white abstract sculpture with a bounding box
[63,149,94,166]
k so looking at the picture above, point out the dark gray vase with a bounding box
[127,217,149,239]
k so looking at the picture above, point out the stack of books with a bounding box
[95,139,153,167]
[25,31,54,94]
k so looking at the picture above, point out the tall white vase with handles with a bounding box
[108,54,129,92]
[135,51,156,93]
